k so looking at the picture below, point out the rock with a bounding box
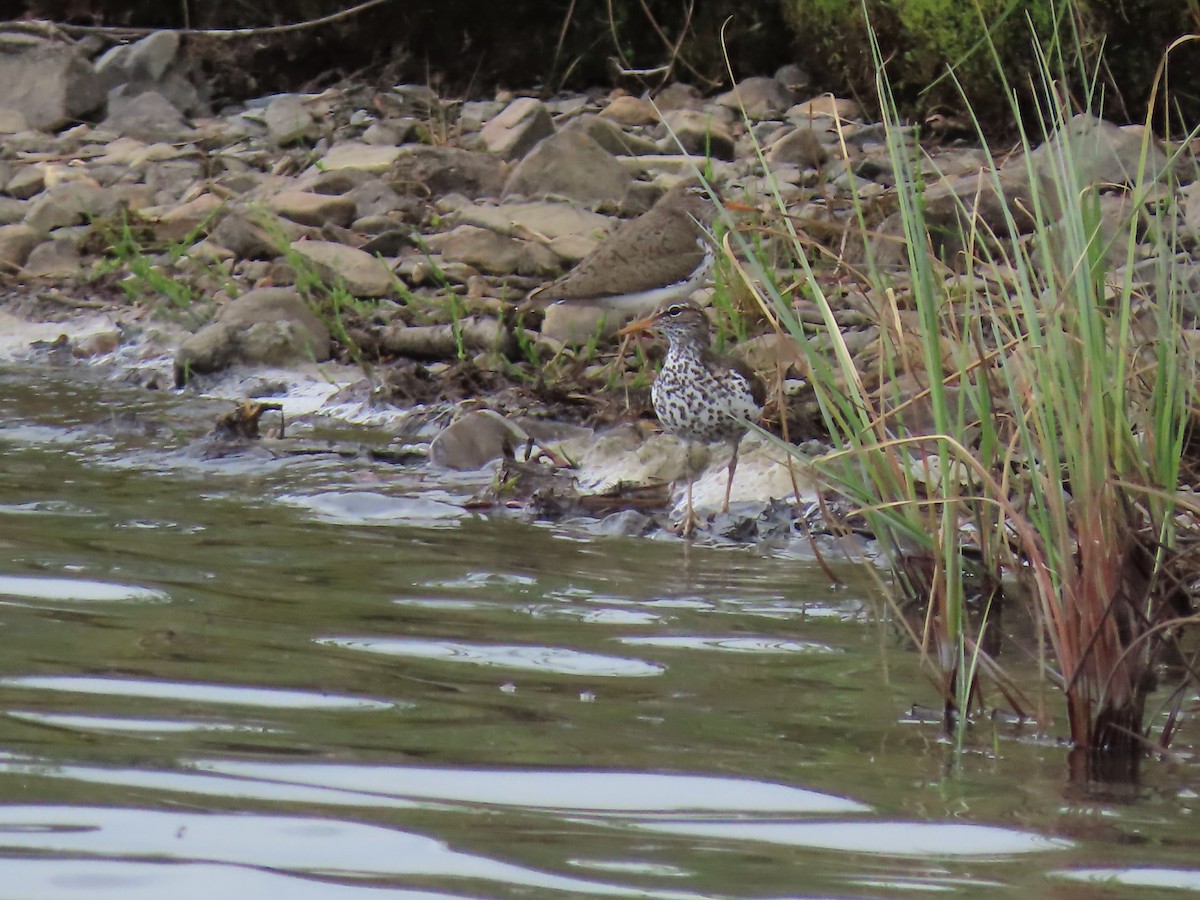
[0,198,25,226]
[212,208,293,260]
[0,34,104,132]
[773,63,811,94]
[24,182,112,232]
[264,94,316,145]
[23,237,82,279]
[601,95,659,126]
[174,286,331,384]
[1032,114,1174,218]
[424,225,559,276]
[653,83,702,113]
[147,192,223,242]
[429,409,529,470]
[539,302,623,345]
[92,28,202,113]
[456,200,616,242]
[0,109,29,134]
[346,179,409,219]
[561,114,660,156]
[5,166,46,201]
[392,146,505,199]
[95,31,179,86]
[480,97,554,160]
[320,141,402,174]
[102,90,191,141]
[869,167,1035,269]
[268,190,357,228]
[659,109,736,159]
[715,76,793,120]
[289,239,393,296]
[0,223,42,271]
[361,119,416,145]
[575,429,692,493]
[766,126,828,169]
[787,96,861,122]
[504,130,634,206]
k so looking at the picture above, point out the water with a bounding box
[0,365,1197,899]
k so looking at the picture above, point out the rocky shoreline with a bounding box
[1,27,1194,543]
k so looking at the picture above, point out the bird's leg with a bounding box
[683,457,695,538]
[722,437,741,513]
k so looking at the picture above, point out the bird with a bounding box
[526,180,720,321]
[619,299,765,536]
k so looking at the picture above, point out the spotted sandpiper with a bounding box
[619,299,765,536]
[527,180,719,321]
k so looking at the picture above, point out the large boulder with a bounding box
[174,287,331,384]
[0,34,104,131]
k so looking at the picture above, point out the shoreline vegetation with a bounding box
[2,1,1198,780]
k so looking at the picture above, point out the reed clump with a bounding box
[728,6,1199,779]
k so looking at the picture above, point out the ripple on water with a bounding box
[0,574,168,604]
[632,820,1073,857]
[188,761,871,815]
[617,635,838,654]
[0,858,463,900]
[283,491,463,527]
[5,711,275,735]
[0,806,651,898]
[318,637,665,677]
[0,676,396,711]
[1054,868,1200,891]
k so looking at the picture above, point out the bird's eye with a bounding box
[667,304,687,317]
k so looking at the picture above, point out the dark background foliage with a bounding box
[6,0,1199,131]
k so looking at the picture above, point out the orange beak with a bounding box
[617,315,657,337]
[721,199,758,213]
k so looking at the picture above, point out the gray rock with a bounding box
[391,145,505,199]
[23,237,82,278]
[715,76,793,120]
[561,114,660,156]
[1032,114,1175,218]
[0,198,25,225]
[268,190,357,228]
[5,166,46,201]
[429,409,529,470]
[174,286,332,384]
[658,109,736,159]
[480,97,555,160]
[263,94,316,145]
[653,83,702,113]
[424,224,560,276]
[289,239,393,296]
[321,141,402,174]
[212,209,294,260]
[0,34,105,131]
[766,126,828,169]
[24,182,112,232]
[0,223,42,271]
[0,108,29,134]
[773,63,811,93]
[95,31,179,87]
[347,179,408,219]
[456,200,616,242]
[503,130,634,206]
[600,95,660,126]
[102,90,191,141]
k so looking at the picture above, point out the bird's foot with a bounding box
[670,508,704,538]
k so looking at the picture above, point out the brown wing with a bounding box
[534,206,708,303]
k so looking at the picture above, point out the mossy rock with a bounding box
[780,0,1199,132]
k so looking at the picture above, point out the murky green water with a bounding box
[0,365,1197,899]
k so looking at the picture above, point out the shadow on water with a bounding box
[0,366,1196,898]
